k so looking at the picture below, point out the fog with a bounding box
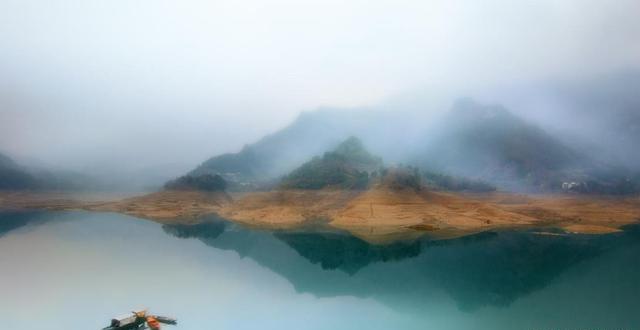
[1,0,640,188]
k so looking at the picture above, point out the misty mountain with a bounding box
[281,137,382,190]
[504,71,640,169]
[164,174,227,191]
[414,99,639,193]
[413,99,587,191]
[0,152,38,190]
[190,110,362,186]
[184,96,638,193]
[0,152,101,191]
[563,72,640,167]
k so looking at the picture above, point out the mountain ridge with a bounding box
[179,98,613,192]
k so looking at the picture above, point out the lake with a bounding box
[1,211,639,330]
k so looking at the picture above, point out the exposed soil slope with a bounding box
[331,188,536,242]
[1,189,639,243]
[218,190,359,228]
[92,190,232,224]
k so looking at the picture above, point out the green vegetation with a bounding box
[190,110,356,187]
[422,171,496,192]
[379,166,423,191]
[181,96,640,195]
[191,146,262,180]
[164,174,227,191]
[280,138,496,193]
[281,137,382,190]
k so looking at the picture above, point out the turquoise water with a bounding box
[0,211,639,330]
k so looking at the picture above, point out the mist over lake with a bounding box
[2,1,640,329]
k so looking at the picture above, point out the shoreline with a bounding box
[0,189,638,243]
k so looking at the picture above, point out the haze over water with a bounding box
[1,2,640,330]
[1,211,638,330]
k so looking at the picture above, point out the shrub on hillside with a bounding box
[281,137,381,190]
[382,166,422,191]
[423,171,496,192]
[281,156,371,190]
[165,174,227,191]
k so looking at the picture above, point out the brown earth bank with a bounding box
[0,188,639,243]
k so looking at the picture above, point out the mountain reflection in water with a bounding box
[0,211,52,237]
[1,211,639,329]
[163,219,637,311]
[1,208,633,312]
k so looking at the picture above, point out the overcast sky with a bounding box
[1,0,639,172]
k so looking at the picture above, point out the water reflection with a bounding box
[275,232,421,275]
[0,211,51,236]
[163,219,226,241]
[163,219,637,311]
[420,231,605,310]
[1,211,639,329]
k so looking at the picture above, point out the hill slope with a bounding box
[0,152,103,191]
[190,110,359,186]
[505,71,640,169]
[184,98,628,192]
[187,108,427,189]
[281,137,382,190]
[414,99,586,191]
[0,153,38,190]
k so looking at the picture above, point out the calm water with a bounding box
[1,211,639,330]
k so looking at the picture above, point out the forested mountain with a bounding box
[183,94,638,193]
[281,137,382,190]
[190,110,358,186]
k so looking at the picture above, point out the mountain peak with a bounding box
[281,136,382,190]
[328,136,382,170]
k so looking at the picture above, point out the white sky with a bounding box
[1,0,639,171]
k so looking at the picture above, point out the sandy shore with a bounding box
[1,188,639,243]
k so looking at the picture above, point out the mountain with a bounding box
[0,152,38,190]
[280,137,382,190]
[508,71,640,169]
[163,220,612,311]
[188,108,427,189]
[0,152,101,191]
[184,97,636,193]
[164,174,227,191]
[413,99,587,191]
[189,110,358,188]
